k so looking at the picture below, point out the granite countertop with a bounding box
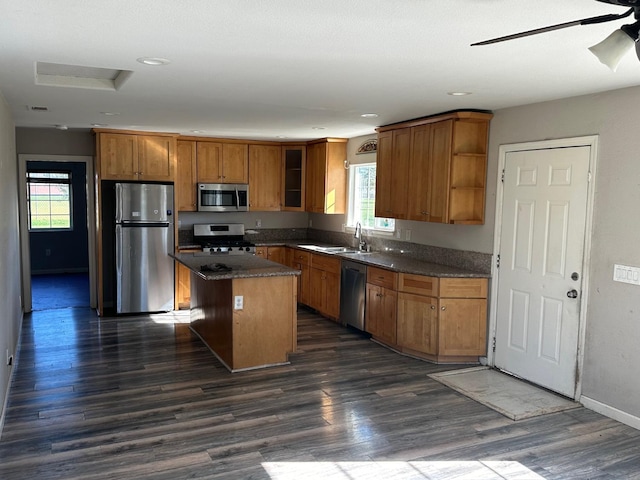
[176,241,490,279]
[284,242,490,278]
[171,252,300,281]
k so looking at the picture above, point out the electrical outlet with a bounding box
[395,229,401,239]
[256,219,262,227]
[309,219,313,227]
[405,229,412,241]
[234,295,244,310]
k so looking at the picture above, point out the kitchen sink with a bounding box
[298,245,373,255]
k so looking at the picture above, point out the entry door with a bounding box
[495,146,590,398]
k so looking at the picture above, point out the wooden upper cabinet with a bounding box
[305,138,347,214]
[176,140,197,211]
[249,144,282,211]
[282,145,306,211]
[138,135,176,181]
[196,141,248,184]
[374,131,393,219]
[376,111,491,224]
[222,143,249,183]
[424,120,454,224]
[375,128,410,220]
[407,124,431,221]
[196,142,223,182]
[98,132,176,182]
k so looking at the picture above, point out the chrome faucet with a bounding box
[354,222,366,251]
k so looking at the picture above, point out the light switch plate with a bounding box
[613,264,640,286]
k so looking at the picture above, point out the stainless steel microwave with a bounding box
[197,183,249,212]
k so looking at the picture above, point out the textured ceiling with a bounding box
[2,0,639,140]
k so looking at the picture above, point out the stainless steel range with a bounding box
[193,223,256,255]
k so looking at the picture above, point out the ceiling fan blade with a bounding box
[471,8,634,46]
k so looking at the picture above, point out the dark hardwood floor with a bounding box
[1,307,639,479]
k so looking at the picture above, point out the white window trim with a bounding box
[346,162,395,236]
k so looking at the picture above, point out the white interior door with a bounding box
[495,145,590,398]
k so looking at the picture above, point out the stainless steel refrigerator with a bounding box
[115,183,174,314]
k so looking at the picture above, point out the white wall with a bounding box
[0,91,21,430]
[488,85,640,420]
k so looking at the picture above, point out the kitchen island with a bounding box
[172,253,300,372]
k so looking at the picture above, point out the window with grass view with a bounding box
[348,163,394,232]
[27,171,73,230]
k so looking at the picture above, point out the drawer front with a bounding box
[311,253,341,274]
[439,278,488,299]
[290,249,311,266]
[398,273,438,296]
[367,266,397,290]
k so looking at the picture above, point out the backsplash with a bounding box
[306,228,492,274]
[178,227,492,274]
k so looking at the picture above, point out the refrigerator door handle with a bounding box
[119,221,171,228]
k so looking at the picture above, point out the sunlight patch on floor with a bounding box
[262,460,546,479]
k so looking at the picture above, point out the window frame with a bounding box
[26,170,74,232]
[346,162,395,235]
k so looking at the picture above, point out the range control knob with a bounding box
[245,247,251,252]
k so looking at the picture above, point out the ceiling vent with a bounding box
[35,62,133,91]
[27,105,49,112]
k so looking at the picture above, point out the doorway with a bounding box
[18,154,96,312]
[490,136,597,399]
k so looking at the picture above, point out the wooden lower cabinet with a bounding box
[309,255,340,320]
[255,246,287,265]
[375,272,488,363]
[365,283,397,345]
[288,248,339,320]
[397,292,438,355]
[287,248,311,306]
[438,297,487,357]
[176,262,192,309]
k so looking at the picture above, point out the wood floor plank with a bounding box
[1,306,639,479]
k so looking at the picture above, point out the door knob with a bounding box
[567,289,578,299]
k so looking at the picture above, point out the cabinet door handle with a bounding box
[441,306,446,311]
[430,305,436,310]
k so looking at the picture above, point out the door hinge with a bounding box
[496,254,500,269]
[492,337,496,352]
[501,169,505,183]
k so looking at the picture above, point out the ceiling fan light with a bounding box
[588,29,636,71]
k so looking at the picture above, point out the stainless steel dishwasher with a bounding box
[340,260,367,331]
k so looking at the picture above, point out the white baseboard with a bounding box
[0,310,24,440]
[580,395,640,431]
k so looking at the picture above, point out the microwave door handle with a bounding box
[235,187,240,210]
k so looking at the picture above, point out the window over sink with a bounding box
[347,163,395,233]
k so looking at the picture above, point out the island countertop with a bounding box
[171,252,300,281]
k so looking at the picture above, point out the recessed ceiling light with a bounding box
[447,91,472,96]
[311,127,326,130]
[101,112,120,116]
[360,113,379,118]
[191,130,205,134]
[91,123,109,127]
[54,124,68,130]
[136,57,171,66]
[276,135,287,139]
